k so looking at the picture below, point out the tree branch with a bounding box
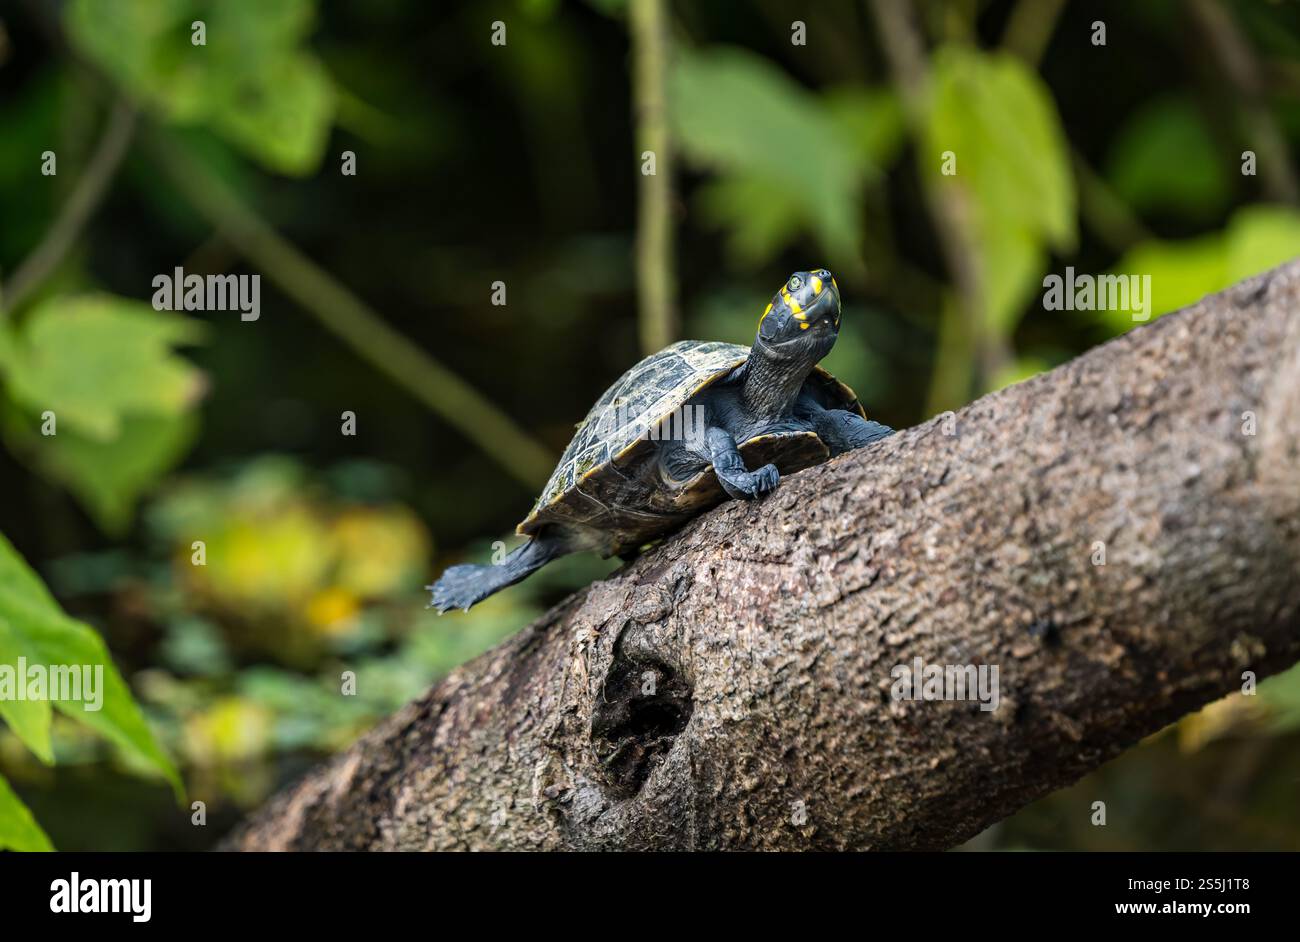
[228,261,1300,851]
[1000,0,1066,68]
[1187,0,1299,205]
[2,98,136,316]
[630,0,678,355]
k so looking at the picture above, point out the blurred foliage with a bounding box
[1102,204,1300,325]
[1105,96,1231,222]
[148,457,431,665]
[0,295,204,532]
[1,454,607,848]
[0,532,180,849]
[674,46,901,271]
[924,47,1076,336]
[0,0,1298,849]
[66,0,334,175]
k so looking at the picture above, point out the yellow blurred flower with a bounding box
[330,506,430,598]
[305,586,361,635]
[184,696,273,765]
[161,464,434,662]
[180,504,330,606]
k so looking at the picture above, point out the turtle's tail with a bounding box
[427,536,562,613]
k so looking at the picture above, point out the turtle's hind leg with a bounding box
[428,532,568,613]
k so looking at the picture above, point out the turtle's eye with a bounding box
[788,275,803,291]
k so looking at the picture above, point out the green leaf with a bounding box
[209,53,335,176]
[0,773,53,852]
[0,532,183,800]
[33,411,200,536]
[1258,663,1300,734]
[0,294,204,442]
[0,404,201,537]
[1099,204,1300,330]
[65,0,335,175]
[672,47,870,268]
[1099,233,1225,329]
[923,47,1076,333]
[1106,96,1229,221]
[979,223,1045,337]
[1223,204,1300,282]
[0,294,204,531]
[62,0,196,109]
[0,690,53,765]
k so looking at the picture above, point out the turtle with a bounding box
[428,269,892,612]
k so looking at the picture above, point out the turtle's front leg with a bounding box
[706,426,779,500]
[802,401,893,457]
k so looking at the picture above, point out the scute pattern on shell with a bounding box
[529,340,748,516]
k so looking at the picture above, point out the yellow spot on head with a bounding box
[759,301,773,326]
[790,297,802,315]
[799,322,810,330]
[811,276,822,295]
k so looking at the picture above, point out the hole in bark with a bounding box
[591,656,692,797]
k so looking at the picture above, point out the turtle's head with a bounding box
[755,269,841,361]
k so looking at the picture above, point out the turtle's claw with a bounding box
[752,463,780,496]
[725,462,779,500]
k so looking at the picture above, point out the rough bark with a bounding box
[230,262,1300,851]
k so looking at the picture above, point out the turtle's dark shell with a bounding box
[518,340,864,552]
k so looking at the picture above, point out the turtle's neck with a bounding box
[739,341,819,422]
